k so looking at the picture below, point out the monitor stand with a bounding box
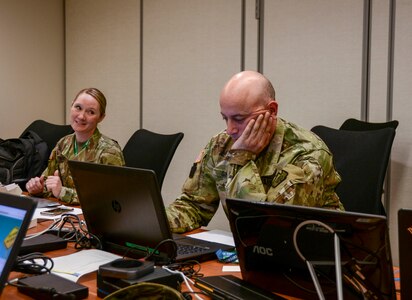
[293,220,344,300]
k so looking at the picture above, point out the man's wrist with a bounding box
[57,187,66,200]
[226,149,256,165]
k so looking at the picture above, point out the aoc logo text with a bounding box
[252,245,273,256]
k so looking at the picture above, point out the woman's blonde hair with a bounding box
[73,88,107,116]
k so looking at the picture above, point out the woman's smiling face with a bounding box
[70,92,105,139]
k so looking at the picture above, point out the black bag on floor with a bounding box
[0,130,48,186]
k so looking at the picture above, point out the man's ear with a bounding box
[268,100,278,115]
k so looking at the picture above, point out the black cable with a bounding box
[144,239,178,265]
[165,260,203,279]
[55,213,102,250]
[53,213,82,241]
[181,291,209,300]
[74,229,102,250]
[13,252,54,275]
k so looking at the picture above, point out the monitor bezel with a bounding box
[0,192,36,294]
[226,198,396,300]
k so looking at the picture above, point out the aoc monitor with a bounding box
[226,198,395,300]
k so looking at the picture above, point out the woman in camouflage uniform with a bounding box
[26,88,125,204]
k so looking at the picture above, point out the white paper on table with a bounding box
[50,249,122,282]
[187,229,235,247]
[222,265,241,272]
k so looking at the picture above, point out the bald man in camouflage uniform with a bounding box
[166,71,343,233]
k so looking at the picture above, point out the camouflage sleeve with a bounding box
[41,147,58,177]
[99,143,125,166]
[37,138,124,205]
[218,148,343,210]
[57,141,125,204]
[58,186,78,204]
[268,150,343,210]
[32,148,59,199]
[40,148,80,204]
[213,149,267,201]
[166,148,221,233]
[51,144,124,205]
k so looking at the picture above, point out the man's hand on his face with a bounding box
[232,111,276,154]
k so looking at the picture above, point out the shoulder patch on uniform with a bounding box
[272,169,288,187]
[189,163,197,178]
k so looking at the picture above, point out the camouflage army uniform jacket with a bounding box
[38,128,125,204]
[166,118,343,233]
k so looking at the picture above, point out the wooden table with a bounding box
[1,217,246,300]
[1,218,401,299]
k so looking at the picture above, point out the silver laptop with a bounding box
[0,192,36,295]
[68,160,233,263]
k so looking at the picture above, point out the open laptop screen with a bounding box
[0,193,36,295]
[68,161,172,258]
[226,198,395,300]
[68,160,233,263]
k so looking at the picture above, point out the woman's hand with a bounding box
[45,170,63,198]
[26,175,45,195]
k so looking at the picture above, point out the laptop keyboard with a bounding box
[176,242,210,256]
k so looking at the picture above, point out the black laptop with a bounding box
[398,208,412,300]
[68,160,233,263]
[226,198,396,300]
[0,192,36,295]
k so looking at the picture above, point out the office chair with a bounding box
[122,129,184,189]
[311,125,396,216]
[339,118,399,217]
[340,118,399,131]
[20,119,74,157]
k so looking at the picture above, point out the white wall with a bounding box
[65,0,141,148]
[2,0,411,267]
[264,1,364,129]
[0,0,65,138]
[141,0,243,233]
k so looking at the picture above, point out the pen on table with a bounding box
[52,270,81,277]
